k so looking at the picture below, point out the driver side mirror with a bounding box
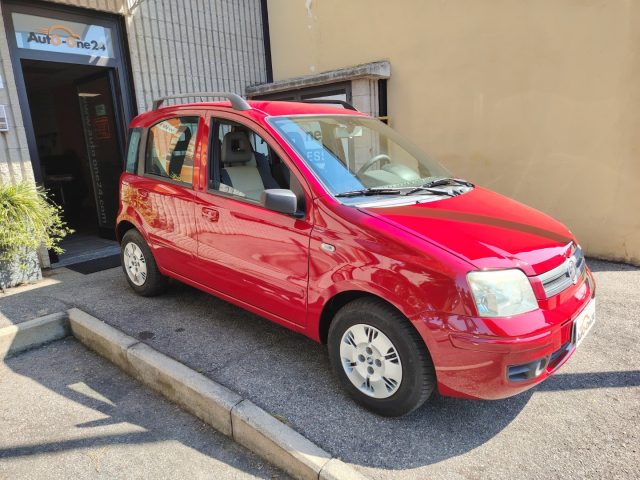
[261,189,298,215]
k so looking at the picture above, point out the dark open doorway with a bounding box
[22,59,123,267]
[2,0,136,270]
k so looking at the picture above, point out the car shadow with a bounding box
[335,389,535,469]
[0,264,636,473]
[0,272,533,471]
[586,257,640,273]
[156,281,534,470]
[536,370,640,391]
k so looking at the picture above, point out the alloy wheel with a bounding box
[123,241,147,286]
[339,323,403,398]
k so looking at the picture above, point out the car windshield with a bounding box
[269,115,452,198]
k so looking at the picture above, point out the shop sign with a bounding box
[12,13,115,59]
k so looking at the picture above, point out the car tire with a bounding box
[328,297,436,416]
[120,229,167,297]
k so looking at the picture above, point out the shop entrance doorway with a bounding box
[2,0,136,268]
[22,60,123,265]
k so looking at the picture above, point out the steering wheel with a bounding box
[356,154,391,176]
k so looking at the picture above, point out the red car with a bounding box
[117,92,596,416]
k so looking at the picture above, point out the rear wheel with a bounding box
[121,229,167,296]
[328,298,436,416]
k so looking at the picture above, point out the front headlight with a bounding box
[467,269,538,318]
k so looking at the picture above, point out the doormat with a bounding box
[65,254,121,275]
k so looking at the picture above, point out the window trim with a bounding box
[142,115,201,189]
[208,119,220,191]
[125,128,142,173]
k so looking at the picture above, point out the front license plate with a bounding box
[573,298,596,347]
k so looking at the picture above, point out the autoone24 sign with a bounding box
[12,13,115,59]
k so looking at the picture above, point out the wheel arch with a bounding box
[318,290,416,345]
[116,207,148,244]
[116,220,136,243]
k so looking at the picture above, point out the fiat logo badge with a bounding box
[567,258,578,284]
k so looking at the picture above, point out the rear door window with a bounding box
[145,116,199,185]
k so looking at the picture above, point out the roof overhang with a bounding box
[246,60,391,98]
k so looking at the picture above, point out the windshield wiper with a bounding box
[335,178,474,198]
[403,177,474,197]
[403,186,455,197]
[421,177,474,188]
[335,187,404,198]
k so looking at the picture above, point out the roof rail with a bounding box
[298,99,358,111]
[152,92,251,111]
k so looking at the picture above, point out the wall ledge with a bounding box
[246,60,391,97]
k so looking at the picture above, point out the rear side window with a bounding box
[125,128,141,173]
[145,116,199,185]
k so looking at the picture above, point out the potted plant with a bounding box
[0,181,72,290]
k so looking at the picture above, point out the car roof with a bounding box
[247,100,365,117]
[130,100,366,128]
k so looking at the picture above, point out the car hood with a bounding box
[361,187,575,276]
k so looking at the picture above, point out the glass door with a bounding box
[76,71,123,237]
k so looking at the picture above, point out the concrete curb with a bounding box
[126,341,242,437]
[68,308,138,373]
[232,399,332,479]
[66,308,369,480]
[320,459,369,480]
[0,312,69,360]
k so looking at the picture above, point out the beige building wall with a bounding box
[0,0,267,186]
[266,0,640,265]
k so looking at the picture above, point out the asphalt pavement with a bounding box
[0,258,638,479]
[0,338,286,479]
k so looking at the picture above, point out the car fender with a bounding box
[306,268,439,344]
[116,205,150,244]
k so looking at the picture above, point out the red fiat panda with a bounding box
[117,92,596,416]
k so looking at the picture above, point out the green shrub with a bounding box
[0,181,72,264]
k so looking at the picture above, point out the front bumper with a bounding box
[411,268,596,400]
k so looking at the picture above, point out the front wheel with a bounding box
[120,229,167,297]
[328,298,436,416]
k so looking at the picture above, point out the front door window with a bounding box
[210,119,291,201]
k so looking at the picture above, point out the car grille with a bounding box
[548,340,572,367]
[536,244,586,298]
[507,340,573,383]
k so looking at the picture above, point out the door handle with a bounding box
[201,207,219,222]
[138,189,149,199]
